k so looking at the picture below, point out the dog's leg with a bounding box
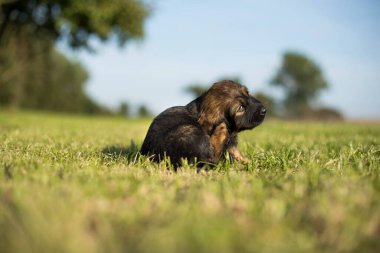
[209,122,228,163]
[225,133,248,162]
[227,146,248,162]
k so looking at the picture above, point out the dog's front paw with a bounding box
[228,146,250,163]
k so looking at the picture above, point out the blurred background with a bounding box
[1,0,379,120]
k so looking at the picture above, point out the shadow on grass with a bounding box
[101,141,141,163]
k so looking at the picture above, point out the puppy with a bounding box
[140,80,266,167]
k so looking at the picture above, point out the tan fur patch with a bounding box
[227,146,247,162]
[209,122,228,161]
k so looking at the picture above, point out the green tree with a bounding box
[270,52,329,117]
[118,101,130,117]
[0,0,150,113]
[0,29,110,113]
[0,30,55,109]
[0,0,150,49]
[137,104,152,118]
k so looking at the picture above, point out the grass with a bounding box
[0,111,379,253]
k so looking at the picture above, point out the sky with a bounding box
[60,0,380,119]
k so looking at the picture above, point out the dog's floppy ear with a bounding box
[198,80,248,135]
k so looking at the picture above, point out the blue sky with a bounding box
[61,0,380,119]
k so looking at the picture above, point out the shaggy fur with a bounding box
[140,80,266,167]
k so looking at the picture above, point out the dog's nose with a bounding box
[260,107,266,116]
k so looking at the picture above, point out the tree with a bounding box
[118,101,130,117]
[0,30,111,113]
[137,104,152,118]
[270,52,329,117]
[0,0,150,49]
[0,0,150,114]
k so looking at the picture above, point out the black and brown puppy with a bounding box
[140,80,266,167]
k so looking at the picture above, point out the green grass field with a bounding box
[0,111,379,253]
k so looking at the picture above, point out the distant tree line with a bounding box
[117,102,153,118]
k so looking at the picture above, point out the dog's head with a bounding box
[198,80,266,134]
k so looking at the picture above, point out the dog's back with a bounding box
[140,105,213,167]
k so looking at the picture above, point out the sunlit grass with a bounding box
[1,111,379,253]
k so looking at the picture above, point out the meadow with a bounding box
[0,111,379,253]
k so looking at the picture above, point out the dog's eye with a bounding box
[237,105,245,113]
